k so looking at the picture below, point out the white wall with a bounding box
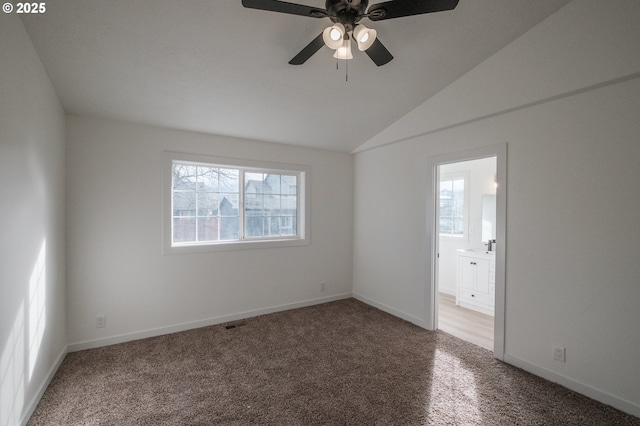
[438,157,496,294]
[65,116,353,348]
[353,0,640,416]
[0,15,67,426]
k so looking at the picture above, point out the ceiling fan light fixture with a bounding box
[332,39,353,60]
[353,24,377,51]
[322,23,345,50]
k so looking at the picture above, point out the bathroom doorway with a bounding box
[427,144,506,358]
[437,157,496,350]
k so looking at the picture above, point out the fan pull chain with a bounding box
[334,50,348,82]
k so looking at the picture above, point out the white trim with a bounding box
[353,292,428,329]
[426,143,507,360]
[21,346,68,426]
[438,287,456,296]
[68,293,352,352]
[503,354,640,418]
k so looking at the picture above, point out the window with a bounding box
[164,153,308,253]
[439,172,468,238]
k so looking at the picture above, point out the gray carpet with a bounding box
[28,299,640,425]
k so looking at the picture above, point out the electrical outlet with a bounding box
[553,346,565,362]
[96,315,106,328]
[320,282,326,292]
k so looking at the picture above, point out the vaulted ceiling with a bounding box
[21,0,571,152]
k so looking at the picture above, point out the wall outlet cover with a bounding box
[553,346,566,362]
[96,315,106,328]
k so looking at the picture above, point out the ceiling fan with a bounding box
[241,0,460,66]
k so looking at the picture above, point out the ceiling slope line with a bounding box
[352,70,640,154]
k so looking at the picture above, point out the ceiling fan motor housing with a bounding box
[326,0,368,31]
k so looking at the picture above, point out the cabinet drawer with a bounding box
[459,288,492,306]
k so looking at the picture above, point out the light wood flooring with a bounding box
[438,292,494,351]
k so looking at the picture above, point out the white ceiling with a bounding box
[21,0,571,152]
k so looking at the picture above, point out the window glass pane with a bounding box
[219,194,239,217]
[245,192,263,216]
[440,181,452,199]
[219,168,239,192]
[453,179,464,195]
[173,192,196,217]
[440,199,452,216]
[281,175,297,195]
[173,165,196,190]
[245,173,265,194]
[440,217,451,235]
[197,166,218,192]
[197,217,219,241]
[265,175,280,194]
[280,216,296,236]
[282,195,297,215]
[453,218,464,234]
[244,174,298,238]
[264,194,280,211]
[439,177,464,236]
[197,193,218,217]
[173,217,196,242]
[220,217,238,240]
[276,184,297,236]
[245,217,264,238]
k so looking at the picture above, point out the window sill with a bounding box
[163,237,309,255]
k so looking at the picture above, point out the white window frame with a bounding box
[438,171,470,241]
[163,152,310,254]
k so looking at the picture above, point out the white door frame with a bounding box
[426,143,507,359]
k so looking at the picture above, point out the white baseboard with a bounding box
[503,354,640,418]
[438,287,456,296]
[353,292,428,329]
[21,345,68,426]
[68,293,353,352]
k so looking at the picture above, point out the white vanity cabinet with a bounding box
[456,249,495,315]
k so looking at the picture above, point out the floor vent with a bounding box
[225,320,247,330]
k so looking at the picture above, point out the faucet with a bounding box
[487,239,496,252]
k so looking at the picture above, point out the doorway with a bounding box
[437,157,496,351]
[427,144,506,359]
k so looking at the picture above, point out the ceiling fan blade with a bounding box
[365,38,393,66]
[367,0,459,21]
[242,0,328,18]
[289,33,325,65]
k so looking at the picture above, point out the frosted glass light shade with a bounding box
[353,25,377,51]
[322,23,345,50]
[332,39,353,60]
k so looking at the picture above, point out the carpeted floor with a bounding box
[28,299,640,425]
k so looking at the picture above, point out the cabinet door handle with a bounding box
[471,294,475,297]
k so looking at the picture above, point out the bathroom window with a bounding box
[439,172,468,238]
